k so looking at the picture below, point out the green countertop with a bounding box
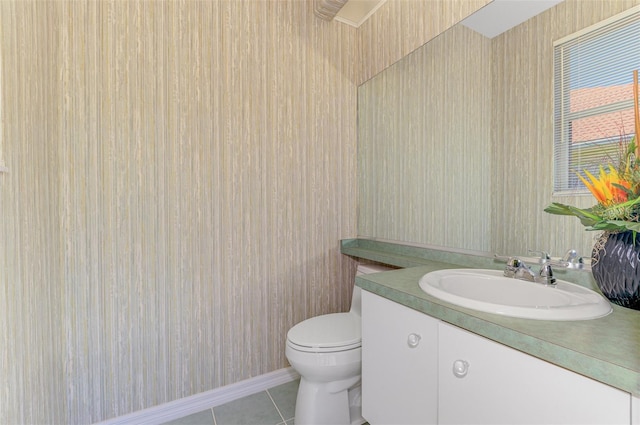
[342,238,640,397]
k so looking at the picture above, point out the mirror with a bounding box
[357,0,639,257]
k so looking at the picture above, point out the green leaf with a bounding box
[588,221,627,232]
[544,203,574,215]
[627,138,637,158]
[592,220,640,233]
[544,202,602,227]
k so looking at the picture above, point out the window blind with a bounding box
[553,6,640,194]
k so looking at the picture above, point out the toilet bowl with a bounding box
[285,263,394,425]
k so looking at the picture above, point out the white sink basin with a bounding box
[419,269,612,320]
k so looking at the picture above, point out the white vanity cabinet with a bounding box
[438,322,631,425]
[361,291,439,424]
[361,291,633,425]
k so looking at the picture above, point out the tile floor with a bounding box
[162,379,299,425]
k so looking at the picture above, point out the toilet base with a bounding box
[348,384,366,425]
[294,376,365,425]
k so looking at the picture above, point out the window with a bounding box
[553,6,640,194]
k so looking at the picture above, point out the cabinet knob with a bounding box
[407,333,421,348]
[452,359,469,378]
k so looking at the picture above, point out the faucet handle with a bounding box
[506,256,522,268]
[504,256,523,277]
[562,249,578,262]
[504,257,536,280]
[528,250,551,264]
[560,249,584,269]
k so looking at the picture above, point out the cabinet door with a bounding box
[438,322,631,425]
[361,291,439,425]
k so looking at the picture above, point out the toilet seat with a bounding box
[287,312,361,353]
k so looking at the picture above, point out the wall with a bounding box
[358,24,493,251]
[0,0,489,423]
[356,0,491,84]
[357,0,640,259]
[491,0,640,257]
[0,1,360,423]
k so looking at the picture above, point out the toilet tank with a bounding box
[351,264,396,315]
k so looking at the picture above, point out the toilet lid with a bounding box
[287,313,361,352]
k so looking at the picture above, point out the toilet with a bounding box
[285,263,394,425]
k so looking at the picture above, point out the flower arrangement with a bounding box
[545,70,640,235]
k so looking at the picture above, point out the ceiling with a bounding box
[333,0,565,35]
[334,0,387,27]
[461,0,565,38]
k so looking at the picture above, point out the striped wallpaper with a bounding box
[358,23,493,251]
[491,0,640,257]
[359,0,640,260]
[0,0,485,423]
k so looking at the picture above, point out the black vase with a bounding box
[591,231,640,310]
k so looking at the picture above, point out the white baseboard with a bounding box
[94,367,300,425]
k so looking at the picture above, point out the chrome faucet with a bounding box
[560,249,584,269]
[504,257,535,280]
[538,260,556,285]
[504,252,556,286]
